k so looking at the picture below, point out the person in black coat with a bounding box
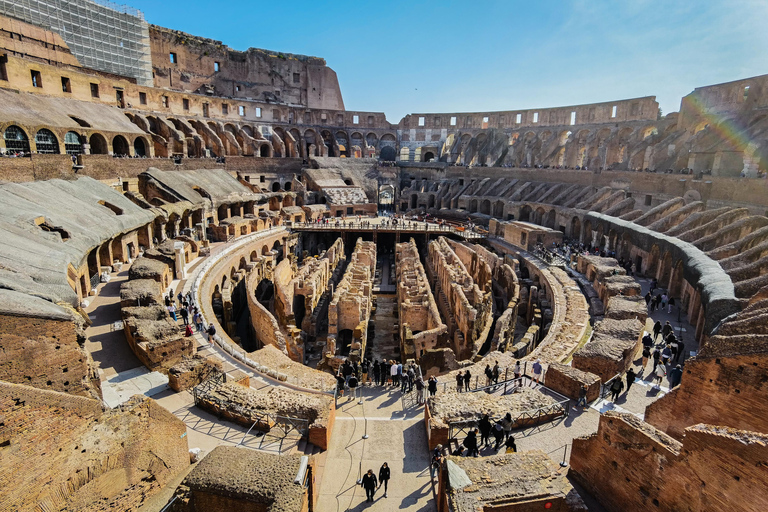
[378,462,391,498]
[463,370,472,392]
[463,429,479,457]
[361,469,377,502]
[478,414,492,447]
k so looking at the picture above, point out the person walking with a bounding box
[378,463,390,498]
[661,344,672,366]
[669,364,683,388]
[463,370,471,392]
[415,376,425,403]
[492,361,500,385]
[642,345,651,370]
[662,321,673,341]
[609,377,624,401]
[625,368,636,394]
[361,469,378,502]
[667,296,675,314]
[513,360,522,385]
[168,303,177,322]
[361,359,370,385]
[206,323,216,344]
[501,412,513,441]
[428,376,437,397]
[406,365,415,393]
[652,346,661,372]
[484,365,493,387]
[383,360,391,385]
[478,413,492,447]
[644,291,652,309]
[575,384,588,408]
[390,361,399,387]
[492,421,505,450]
[179,306,189,325]
[456,372,464,392]
[532,359,543,385]
[653,320,662,341]
[372,360,381,386]
[463,429,479,457]
[654,364,666,388]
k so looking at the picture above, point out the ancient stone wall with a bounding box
[570,412,768,512]
[428,237,492,360]
[396,238,447,361]
[0,382,189,512]
[0,309,100,399]
[122,304,196,371]
[544,363,601,402]
[645,350,768,440]
[327,238,375,362]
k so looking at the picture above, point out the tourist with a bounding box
[661,344,672,366]
[625,368,636,394]
[372,360,381,385]
[532,359,543,385]
[206,323,216,344]
[179,307,189,325]
[653,320,662,341]
[484,364,493,387]
[383,360,392,385]
[478,413,492,446]
[670,338,679,362]
[361,359,369,385]
[463,369,472,392]
[575,384,588,408]
[343,360,354,386]
[652,346,661,372]
[675,340,685,363]
[501,412,514,441]
[397,361,404,386]
[407,365,415,392]
[336,373,345,397]
[669,364,683,388]
[661,293,668,310]
[644,292,652,309]
[650,278,657,294]
[513,360,522,383]
[642,332,654,349]
[662,321,673,340]
[168,303,177,322]
[667,296,675,314]
[430,445,443,478]
[505,435,517,454]
[463,429,479,457]
[360,469,378,502]
[164,294,171,307]
[456,372,464,392]
[378,462,390,498]
[654,364,666,388]
[492,421,505,449]
[641,345,651,370]
[428,375,437,396]
[415,376,426,403]
[348,373,359,400]
[492,361,500,384]
[609,377,624,401]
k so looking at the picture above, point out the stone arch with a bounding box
[545,209,556,229]
[583,219,593,246]
[658,251,673,288]
[520,204,532,222]
[646,244,661,277]
[112,135,130,156]
[480,199,491,215]
[669,259,685,298]
[35,128,60,154]
[595,223,605,249]
[493,200,505,218]
[303,129,318,157]
[89,133,108,154]
[133,136,148,157]
[469,199,479,213]
[570,216,581,240]
[535,207,547,225]
[321,130,335,157]
[64,131,84,155]
[262,244,270,255]
[3,125,30,153]
[380,146,396,161]
[428,194,436,208]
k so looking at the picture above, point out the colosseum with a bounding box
[0,1,767,511]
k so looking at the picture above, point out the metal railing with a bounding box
[292,221,485,239]
[601,373,623,399]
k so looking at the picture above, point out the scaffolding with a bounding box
[0,0,153,85]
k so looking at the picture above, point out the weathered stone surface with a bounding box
[168,355,222,392]
[443,452,586,512]
[545,363,601,402]
[427,387,558,427]
[119,278,163,307]
[171,445,306,512]
[122,305,195,371]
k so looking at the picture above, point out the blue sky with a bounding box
[130,0,768,123]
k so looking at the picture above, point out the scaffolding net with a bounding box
[0,0,153,85]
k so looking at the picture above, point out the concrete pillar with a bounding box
[174,242,187,280]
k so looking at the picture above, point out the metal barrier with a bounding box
[600,373,623,399]
[292,221,485,240]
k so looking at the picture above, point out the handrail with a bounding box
[291,221,485,239]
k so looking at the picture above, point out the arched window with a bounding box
[112,135,129,156]
[4,125,30,153]
[133,137,147,157]
[35,129,60,154]
[64,131,83,155]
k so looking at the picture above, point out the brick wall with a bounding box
[645,352,768,439]
[570,411,768,512]
[0,313,100,399]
